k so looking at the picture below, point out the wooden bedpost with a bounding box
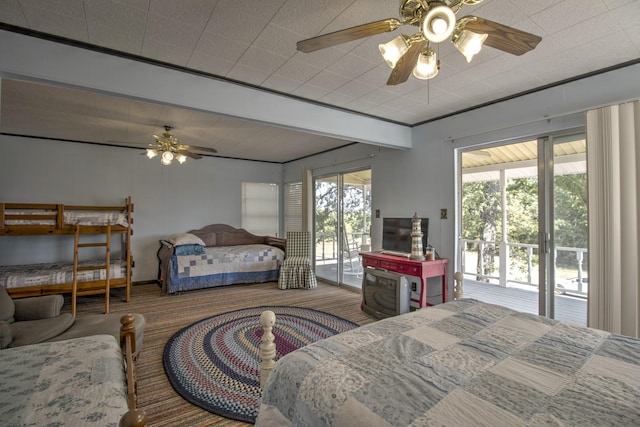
[119,314,147,427]
[453,271,464,300]
[259,310,277,389]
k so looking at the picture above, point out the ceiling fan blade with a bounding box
[386,39,426,86]
[463,17,541,56]
[153,134,173,144]
[108,140,151,147]
[297,19,404,53]
[180,144,218,154]
[177,149,202,159]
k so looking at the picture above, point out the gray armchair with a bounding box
[0,286,75,349]
[0,286,146,352]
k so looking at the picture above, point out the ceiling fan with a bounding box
[145,126,218,165]
[296,0,542,85]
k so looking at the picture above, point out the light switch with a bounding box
[440,209,447,219]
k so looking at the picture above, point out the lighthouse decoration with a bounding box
[410,212,425,261]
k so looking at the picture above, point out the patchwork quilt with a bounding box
[166,244,284,293]
[256,299,640,427]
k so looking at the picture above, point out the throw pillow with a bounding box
[167,233,206,247]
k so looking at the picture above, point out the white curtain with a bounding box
[586,100,640,337]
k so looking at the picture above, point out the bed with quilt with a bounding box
[157,224,286,294]
[0,260,128,294]
[256,298,640,427]
[0,315,146,426]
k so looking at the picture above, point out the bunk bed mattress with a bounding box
[166,244,284,293]
[4,210,129,227]
[0,260,126,288]
[0,334,129,426]
[257,299,640,427]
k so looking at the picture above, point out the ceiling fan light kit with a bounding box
[421,3,457,43]
[379,35,409,68]
[146,148,158,159]
[160,150,174,166]
[142,125,217,165]
[452,26,488,62]
[413,47,440,80]
[296,0,542,86]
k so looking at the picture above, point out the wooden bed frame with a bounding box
[190,223,285,250]
[157,224,286,292]
[0,196,134,300]
[119,314,147,427]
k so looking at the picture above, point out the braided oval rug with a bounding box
[163,306,359,423]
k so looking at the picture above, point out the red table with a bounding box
[360,252,448,307]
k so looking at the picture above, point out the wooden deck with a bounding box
[462,278,587,326]
[316,261,587,326]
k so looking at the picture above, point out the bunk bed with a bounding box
[0,197,134,307]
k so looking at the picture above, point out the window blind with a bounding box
[242,182,278,236]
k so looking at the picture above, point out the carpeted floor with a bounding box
[66,280,376,426]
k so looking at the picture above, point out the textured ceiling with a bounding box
[0,0,639,163]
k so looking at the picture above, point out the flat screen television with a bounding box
[382,217,429,254]
[361,268,410,319]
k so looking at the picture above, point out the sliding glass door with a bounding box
[314,169,371,287]
[314,174,340,284]
[459,133,587,325]
[539,134,588,323]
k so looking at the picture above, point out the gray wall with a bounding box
[0,135,282,281]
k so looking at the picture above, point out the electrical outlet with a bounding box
[440,208,447,219]
[375,209,380,218]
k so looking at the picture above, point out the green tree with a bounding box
[462,180,501,281]
[314,181,371,253]
[506,177,539,278]
[506,178,538,243]
[554,173,588,268]
[463,172,587,281]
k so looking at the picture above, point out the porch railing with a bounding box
[315,231,369,261]
[461,239,587,296]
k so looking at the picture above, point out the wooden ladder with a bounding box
[72,222,111,315]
